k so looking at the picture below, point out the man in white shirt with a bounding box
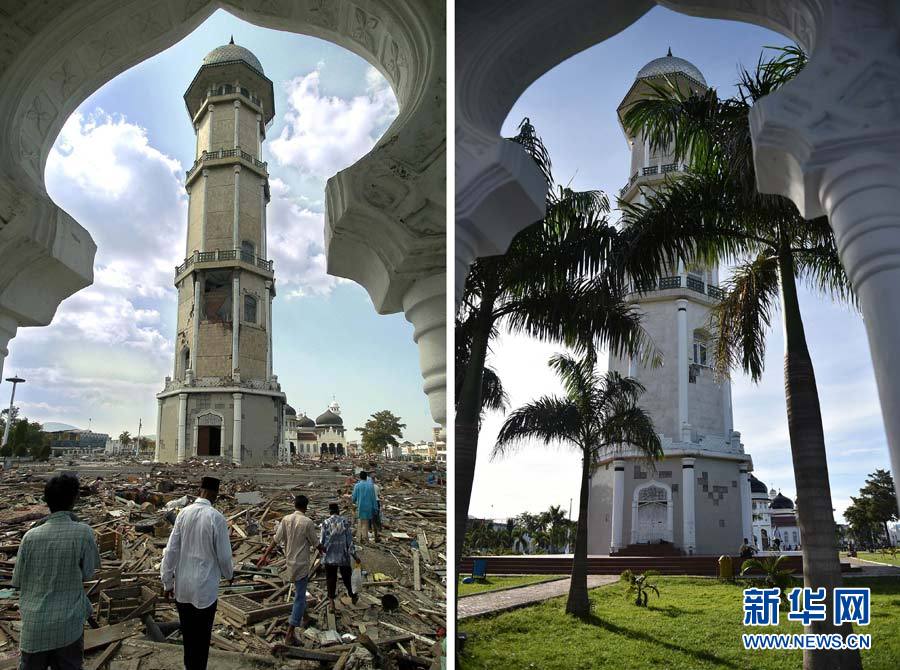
[160,477,233,670]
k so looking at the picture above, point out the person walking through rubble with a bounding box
[257,494,321,645]
[12,473,100,670]
[320,502,360,610]
[160,476,234,670]
[351,471,377,543]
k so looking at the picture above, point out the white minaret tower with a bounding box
[588,50,754,557]
[156,39,285,466]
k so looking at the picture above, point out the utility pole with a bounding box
[569,497,572,521]
[136,418,142,455]
[1,376,25,450]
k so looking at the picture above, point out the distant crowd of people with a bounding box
[11,469,385,669]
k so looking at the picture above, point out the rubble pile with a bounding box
[0,458,446,669]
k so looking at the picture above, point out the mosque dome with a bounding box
[770,492,795,510]
[635,48,706,87]
[297,414,316,428]
[284,404,296,416]
[316,409,343,427]
[750,474,768,495]
[202,37,264,75]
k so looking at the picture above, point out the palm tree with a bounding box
[119,431,131,447]
[492,352,662,618]
[619,47,860,668]
[455,119,657,563]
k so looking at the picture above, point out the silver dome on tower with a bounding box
[203,36,265,75]
[635,48,707,87]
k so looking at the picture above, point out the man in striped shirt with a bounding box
[12,473,100,669]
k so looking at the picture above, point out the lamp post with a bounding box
[1,375,25,450]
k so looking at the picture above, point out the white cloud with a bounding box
[266,177,343,298]
[269,66,398,179]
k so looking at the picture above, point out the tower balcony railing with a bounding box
[206,85,263,108]
[175,248,273,277]
[618,162,689,199]
[628,274,726,300]
[185,147,268,181]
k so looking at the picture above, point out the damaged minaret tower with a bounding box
[155,38,285,465]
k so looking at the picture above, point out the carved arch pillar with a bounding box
[0,0,445,427]
[456,0,900,510]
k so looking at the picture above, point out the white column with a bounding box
[200,170,209,253]
[255,113,262,158]
[233,100,240,149]
[0,314,18,382]
[676,299,689,440]
[265,281,273,380]
[154,398,162,462]
[176,393,187,462]
[402,273,446,426]
[191,274,201,374]
[610,459,626,553]
[819,157,900,515]
[206,105,214,153]
[682,457,696,554]
[232,392,242,466]
[723,379,733,436]
[184,185,192,256]
[259,182,267,259]
[740,464,753,544]
[231,274,240,376]
[232,165,241,251]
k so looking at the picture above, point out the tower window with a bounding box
[693,329,711,367]
[243,295,257,324]
[203,271,232,323]
[692,342,707,366]
[240,240,255,262]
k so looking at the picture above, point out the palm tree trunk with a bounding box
[455,283,498,564]
[778,251,861,670]
[565,449,592,618]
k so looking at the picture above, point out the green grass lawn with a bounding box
[459,577,900,670]
[458,574,566,597]
[845,551,900,568]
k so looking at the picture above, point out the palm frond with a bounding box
[548,353,596,412]
[619,173,765,287]
[710,254,780,382]
[492,396,582,460]
[507,117,552,188]
[499,275,659,365]
[481,366,509,414]
[599,401,662,462]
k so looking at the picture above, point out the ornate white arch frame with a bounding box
[458,0,900,509]
[0,0,445,425]
[631,479,674,545]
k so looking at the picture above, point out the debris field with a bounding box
[0,458,446,669]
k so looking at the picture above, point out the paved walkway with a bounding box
[458,575,618,619]
[845,557,900,577]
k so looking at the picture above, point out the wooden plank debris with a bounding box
[0,457,446,668]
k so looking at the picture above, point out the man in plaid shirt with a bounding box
[12,473,100,669]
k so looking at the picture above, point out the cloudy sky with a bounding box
[3,10,436,442]
[468,7,892,525]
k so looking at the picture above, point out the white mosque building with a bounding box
[587,51,756,556]
[751,474,803,550]
[283,400,355,458]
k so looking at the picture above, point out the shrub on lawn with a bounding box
[620,569,661,607]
